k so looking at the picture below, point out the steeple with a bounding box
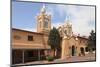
[64,16,72,27]
[61,16,72,38]
[37,4,51,34]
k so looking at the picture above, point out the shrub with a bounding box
[47,56,54,61]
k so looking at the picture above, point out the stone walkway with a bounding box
[12,53,96,66]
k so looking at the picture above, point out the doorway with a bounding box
[72,46,75,56]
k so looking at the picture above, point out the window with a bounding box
[14,35,21,40]
[28,35,33,41]
[44,20,48,28]
[64,30,67,35]
[92,48,96,51]
[39,21,41,28]
[85,47,88,52]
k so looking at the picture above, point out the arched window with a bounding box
[80,47,85,56]
[44,21,48,28]
[64,30,67,35]
[92,48,96,51]
[85,47,88,52]
[39,21,41,28]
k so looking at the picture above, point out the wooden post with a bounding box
[38,50,40,61]
[22,50,25,63]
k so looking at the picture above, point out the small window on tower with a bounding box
[44,21,48,28]
[28,35,33,41]
[64,30,67,35]
[39,21,41,28]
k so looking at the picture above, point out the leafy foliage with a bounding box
[87,30,96,51]
[47,56,54,61]
[48,27,61,49]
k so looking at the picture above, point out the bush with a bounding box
[47,56,54,61]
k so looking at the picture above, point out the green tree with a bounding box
[87,30,96,52]
[48,27,61,57]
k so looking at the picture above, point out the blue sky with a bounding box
[12,1,95,36]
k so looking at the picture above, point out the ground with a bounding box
[12,53,96,66]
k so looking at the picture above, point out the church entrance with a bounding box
[56,48,61,59]
[72,46,75,56]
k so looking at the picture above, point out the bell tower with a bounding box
[37,4,51,34]
[63,20,72,38]
[61,20,73,59]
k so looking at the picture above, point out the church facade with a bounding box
[12,5,89,64]
[58,20,89,59]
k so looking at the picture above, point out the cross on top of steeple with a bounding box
[41,3,46,14]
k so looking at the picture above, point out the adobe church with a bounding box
[12,5,89,64]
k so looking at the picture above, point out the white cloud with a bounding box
[52,22,63,28]
[19,27,36,32]
[46,5,55,19]
[55,5,95,36]
[34,4,95,36]
[20,4,95,36]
